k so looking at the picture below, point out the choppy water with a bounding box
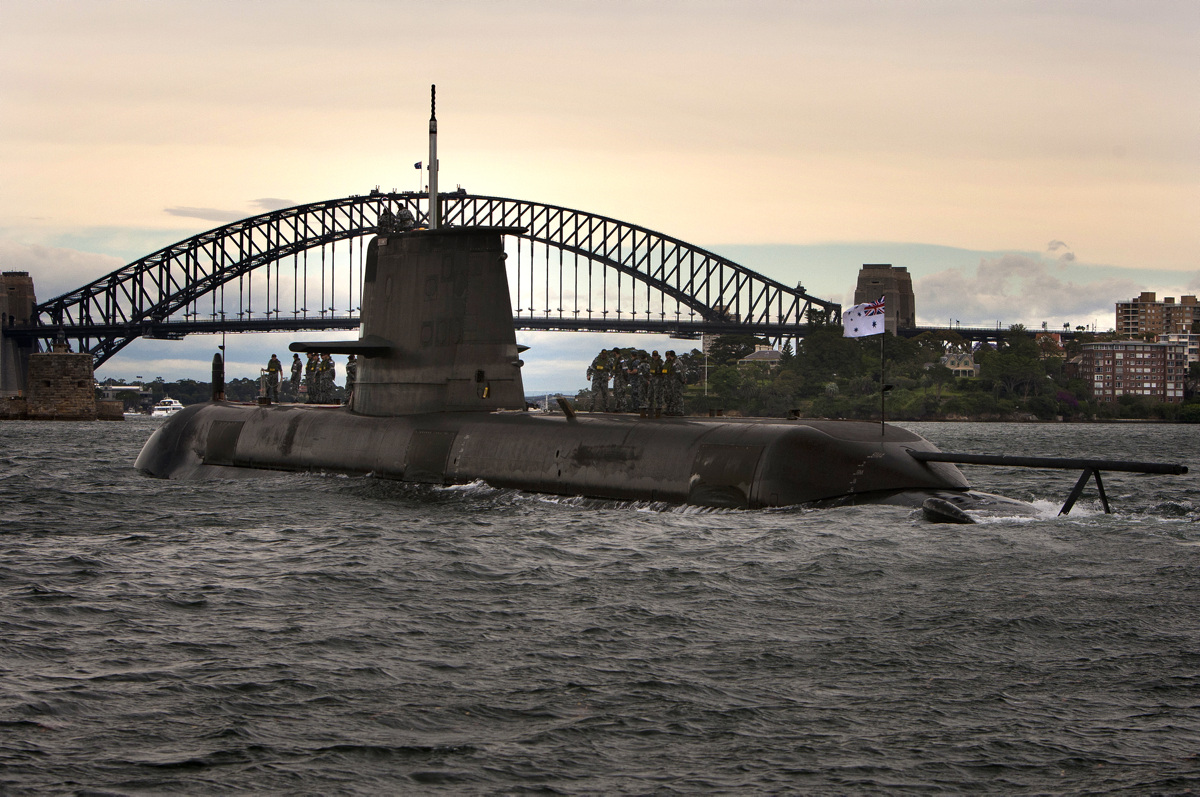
[2,418,1199,794]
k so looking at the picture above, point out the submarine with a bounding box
[135,222,990,510]
[136,91,1186,520]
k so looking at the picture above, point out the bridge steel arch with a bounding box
[440,195,840,335]
[21,193,840,367]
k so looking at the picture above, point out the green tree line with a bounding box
[686,325,1200,422]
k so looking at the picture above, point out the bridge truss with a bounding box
[11,192,841,367]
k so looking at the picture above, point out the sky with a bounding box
[1,0,1197,392]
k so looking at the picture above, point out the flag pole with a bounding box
[880,329,886,437]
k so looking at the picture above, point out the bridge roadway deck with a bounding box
[3,317,1079,343]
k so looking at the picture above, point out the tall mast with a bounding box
[428,84,439,230]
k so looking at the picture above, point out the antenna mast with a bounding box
[428,84,439,230]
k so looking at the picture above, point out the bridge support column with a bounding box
[24,346,103,420]
[1,271,37,399]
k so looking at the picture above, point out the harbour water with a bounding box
[2,418,1199,793]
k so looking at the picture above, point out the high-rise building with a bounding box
[854,264,915,334]
[1159,332,1200,365]
[1115,292,1199,338]
[1079,340,1187,404]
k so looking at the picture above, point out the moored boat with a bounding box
[150,397,185,417]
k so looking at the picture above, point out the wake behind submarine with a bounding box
[134,222,1185,520]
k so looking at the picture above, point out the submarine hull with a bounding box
[137,402,982,509]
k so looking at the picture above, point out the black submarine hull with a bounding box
[135,401,1008,510]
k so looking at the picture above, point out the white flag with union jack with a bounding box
[842,296,886,338]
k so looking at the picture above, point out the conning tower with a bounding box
[349,227,526,416]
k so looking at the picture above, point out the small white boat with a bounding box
[150,398,185,417]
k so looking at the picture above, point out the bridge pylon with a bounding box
[1,271,37,398]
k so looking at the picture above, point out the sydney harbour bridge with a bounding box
[4,191,851,369]
[1,189,1042,386]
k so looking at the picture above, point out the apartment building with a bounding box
[1159,332,1200,365]
[1080,340,1187,403]
[1115,292,1199,338]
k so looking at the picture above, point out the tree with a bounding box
[980,349,1045,401]
[707,365,746,403]
[707,334,766,366]
[677,348,705,384]
[910,330,966,358]
[793,326,868,394]
[806,306,833,326]
[927,363,954,402]
[1037,335,1064,359]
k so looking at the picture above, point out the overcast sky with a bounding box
[2,0,1197,390]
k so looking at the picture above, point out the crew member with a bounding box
[319,354,336,404]
[611,350,628,412]
[663,350,684,416]
[344,354,357,406]
[648,350,664,415]
[304,352,318,403]
[635,354,651,413]
[265,354,282,403]
[587,349,612,412]
[290,353,302,399]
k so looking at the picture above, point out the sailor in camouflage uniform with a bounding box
[635,354,651,413]
[320,354,336,404]
[344,354,357,406]
[265,354,282,403]
[611,350,629,412]
[290,354,302,400]
[647,350,664,415]
[587,349,612,412]
[663,350,685,416]
[623,355,642,413]
[304,353,318,403]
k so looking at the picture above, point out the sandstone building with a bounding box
[854,264,915,334]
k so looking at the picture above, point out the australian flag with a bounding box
[843,296,887,338]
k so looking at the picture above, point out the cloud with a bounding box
[163,206,248,223]
[914,253,1143,330]
[163,199,298,223]
[252,198,297,211]
[1046,239,1076,264]
[0,239,124,299]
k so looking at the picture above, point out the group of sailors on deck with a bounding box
[587,348,685,416]
[263,352,357,405]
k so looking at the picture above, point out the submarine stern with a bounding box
[751,420,969,508]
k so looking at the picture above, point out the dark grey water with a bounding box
[2,418,1199,794]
